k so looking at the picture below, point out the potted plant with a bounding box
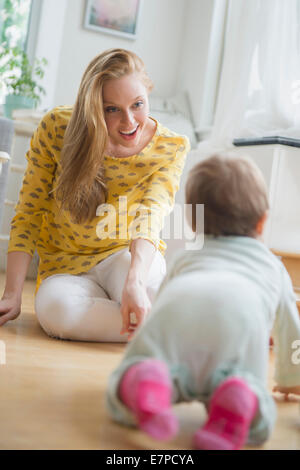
[0,42,47,119]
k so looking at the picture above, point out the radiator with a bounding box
[0,120,39,279]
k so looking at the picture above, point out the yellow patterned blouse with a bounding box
[8,106,190,290]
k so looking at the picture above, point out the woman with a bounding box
[0,49,190,342]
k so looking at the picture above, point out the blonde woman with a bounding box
[0,49,190,342]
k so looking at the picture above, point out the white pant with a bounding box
[35,248,166,342]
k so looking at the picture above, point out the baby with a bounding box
[106,154,300,450]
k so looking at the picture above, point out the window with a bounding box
[0,0,32,46]
[0,0,33,104]
[243,3,300,138]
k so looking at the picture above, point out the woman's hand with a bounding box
[0,251,32,326]
[120,278,152,340]
[273,384,300,400]
[120,238,156,339]
[0,293,22,326]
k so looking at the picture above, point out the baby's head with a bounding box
[185,154,269,238]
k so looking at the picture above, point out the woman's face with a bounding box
[102,72,150,151]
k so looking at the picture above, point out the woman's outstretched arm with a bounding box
[120,238,156,338]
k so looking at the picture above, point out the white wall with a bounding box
[50,0,188,107]
[35,0,213,115]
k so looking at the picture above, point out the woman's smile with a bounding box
[119,125,139,140]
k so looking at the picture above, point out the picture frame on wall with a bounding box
[84,0,143,41]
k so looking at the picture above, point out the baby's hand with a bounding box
[273,384,300,401]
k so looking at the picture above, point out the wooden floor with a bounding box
[0,273,300,450]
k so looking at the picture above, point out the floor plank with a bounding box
[0,273,299,450]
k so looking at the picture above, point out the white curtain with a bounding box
[200,0,300,152]
[196,0,300,254]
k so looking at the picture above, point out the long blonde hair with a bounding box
[55,48,153,224]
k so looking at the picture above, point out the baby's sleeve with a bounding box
[8,111,58,257]
[128,136,190,250]
[273,266,300,387]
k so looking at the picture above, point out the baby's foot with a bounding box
[119,359,178,440]
[194,377,258,450]
[135,380,178,440]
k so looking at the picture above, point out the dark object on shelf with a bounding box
[233,136,300,148]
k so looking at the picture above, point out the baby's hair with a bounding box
[185,154,269,237]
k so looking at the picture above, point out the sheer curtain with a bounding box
[196,0,300,254]
[199,0,300,152]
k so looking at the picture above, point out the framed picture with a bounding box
[84,0,143,41]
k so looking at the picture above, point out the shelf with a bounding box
[272,250,300,259]
[233,136,300,148]
[4,199,16,207]
[10,163,26,173]
[0,151,10,163]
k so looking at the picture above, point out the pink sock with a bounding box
[194,377,258,450]
[119,359,178,440]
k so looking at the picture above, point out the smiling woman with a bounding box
[1,48,190,344]
[103,73,156,157]
[55,49,155,224]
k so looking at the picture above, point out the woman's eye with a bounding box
[106,107,119,113]
[133,101,143,108]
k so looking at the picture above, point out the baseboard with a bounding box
[272,250,300,287]
[272,250,300,314]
